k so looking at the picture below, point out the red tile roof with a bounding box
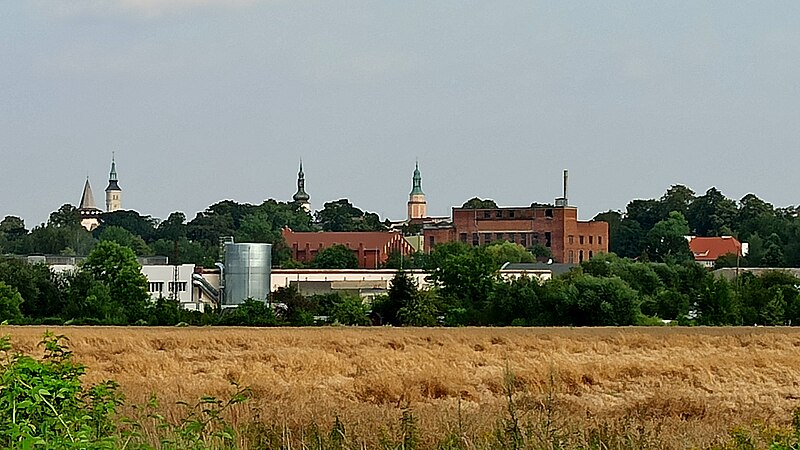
[688,236,743,262]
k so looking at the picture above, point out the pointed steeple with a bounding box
[292,159,311,211]
[105,153,121,192]
[407,161,427,220]
[410,160,424,195]
[105,153,122,212]
[79,177,102,231]
[79,178,97,210]
[293,160,310,202]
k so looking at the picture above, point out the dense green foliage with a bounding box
[594,185,800,267]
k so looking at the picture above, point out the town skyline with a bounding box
[3,2,800,226]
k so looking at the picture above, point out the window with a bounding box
[589,251,593,259]
[579,235,584,245]
[579,250,584,262]
[599,236,603,245]
[508,233,516,243]
[483,211,491,219]
[589,235,594,244]
[568,250,574,263]
[496,233,504,241]
[509,210,515,218]
[495,210,503,218]
[472,233,479,246]
[520,234,527,247]
[429,236,435,249]
[545,209,553,218]
[484,233,492,244]
[568,235,574,244]
[459,233,467,243]
[168,282,187,292]
[148,282,164,292]
[544,232,552,247]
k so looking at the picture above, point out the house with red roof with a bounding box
[282,228,416,269]
[687,236,748,268]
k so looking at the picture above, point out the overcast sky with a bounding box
[3,1,799,227]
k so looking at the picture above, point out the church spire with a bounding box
[292,159,310,211]
[410,160,424,196]
[105,153,122,212]
[79,178,97,210]
[407,161,427,220]
[109,152,118,182]
[78,177,101,231]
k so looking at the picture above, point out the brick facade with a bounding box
[423,206,608,264]
[282,228,416,269]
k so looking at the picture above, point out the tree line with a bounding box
[2,238,800,327]
[0,198,385,268]
[594,185,800,267]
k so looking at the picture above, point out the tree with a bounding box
[315,199,385,232]
[329,294,370,325]
[48,204,81,228]
[0,258,63,319]
[0,281,23,322]
[645,211,692,262]
[461,198,498,209]
[625,199,664,232]
[375,270,420,325]
[613,219,645,258]
[660,185,695,217]
[0,216,27,239]
[220,298,278,326]
[564,275,640,326]
[156,211,188,241]
[484,241,535,265]
[686,187,737,236]
[271,285,316,325]
[397,289,438,326]
[96,210,158,243]
[311,244,359,269]
[81,241,150,323]
[98,226,152,256]
[428,244,498,324]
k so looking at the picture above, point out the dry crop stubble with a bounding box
[7,326,800,448]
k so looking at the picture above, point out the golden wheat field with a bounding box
[7,326,800,448]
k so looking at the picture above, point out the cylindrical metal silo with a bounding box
[223,243,272,306]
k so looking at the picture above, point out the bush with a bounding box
[0,330,122,448]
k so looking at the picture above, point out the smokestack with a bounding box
[563,169,569,204]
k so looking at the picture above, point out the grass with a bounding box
[6,326,800,449]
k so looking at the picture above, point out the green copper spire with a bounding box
[293,159,310,203]
[410,161,424,195]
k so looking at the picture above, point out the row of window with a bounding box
[567,250,594,264]
[458,232,552,248]
[479,209,555,219]
[568,235,603,246]
[148,281,188,293]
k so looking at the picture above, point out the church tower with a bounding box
[105,154,122,212]
[292,160,311,212]
[407,161,427,220]
[78,178,102,231]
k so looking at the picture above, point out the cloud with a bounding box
[36,0,262,19]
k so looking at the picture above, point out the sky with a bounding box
[2,1,800,227]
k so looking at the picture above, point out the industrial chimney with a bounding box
[555,169,569,207]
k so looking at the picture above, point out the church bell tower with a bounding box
[105,154,122,212]
[407,161,427,220]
